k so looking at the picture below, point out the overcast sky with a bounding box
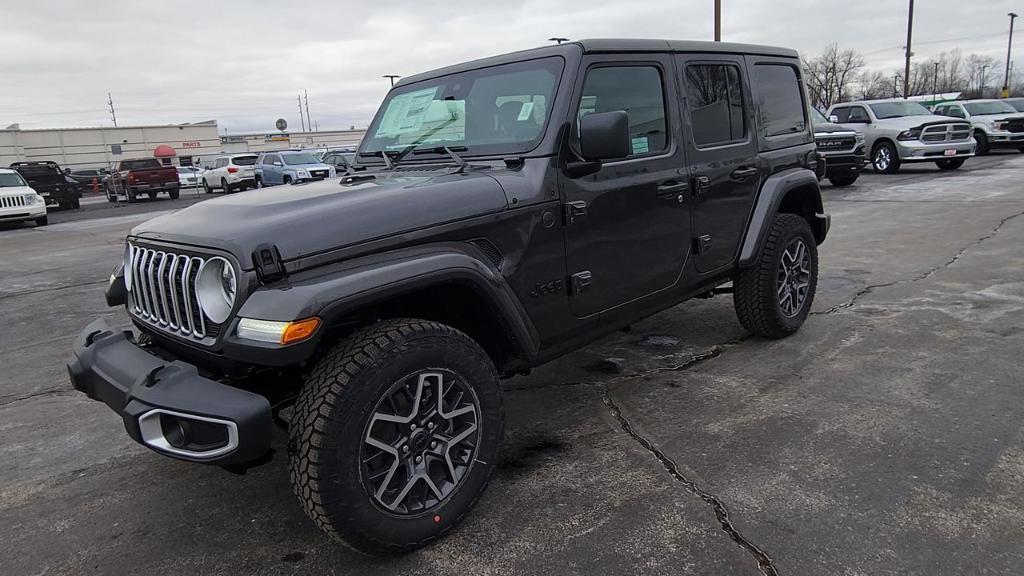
[1,0,1020,133]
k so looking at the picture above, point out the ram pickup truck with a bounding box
[69,38,828,554]
[827,99,975,173]
[932,99,1024,155]
[105,158,180,202]
[9,161,83,209]
[810,108,866,186]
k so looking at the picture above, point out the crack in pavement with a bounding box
[0,388,75,407]
[0,279,108,301]
[602,388,780,576]
[814,209,1024,315]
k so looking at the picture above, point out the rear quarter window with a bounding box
[753,64,807,137]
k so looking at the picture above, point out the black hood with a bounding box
[132,169,509,269]
[812,121,851,134]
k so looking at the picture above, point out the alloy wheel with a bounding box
[360,370,481,516]
[776,238,811,318]
[874,147,891,171]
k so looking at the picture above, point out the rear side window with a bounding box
[685,64,746,147]
[232,156,258,166]
[576,65,668,156]
[753,64,806,137]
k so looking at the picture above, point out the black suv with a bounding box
[68,39,828,553]
[10,161,83,209]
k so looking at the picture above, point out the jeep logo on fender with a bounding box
[530,279,564,298]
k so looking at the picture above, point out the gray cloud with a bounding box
[1,0,1020,132]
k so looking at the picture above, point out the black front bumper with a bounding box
[67,318,272,466]
[823,151,867,178]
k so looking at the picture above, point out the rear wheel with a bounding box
[168,186,179,200]
[105,185,117,203]
[283,175,292,185]
[733,213,818,338]
[147,191,158,200]
[936,158,965,170]
[289,318,503,554]
[222,178,232,194]
[126,188,137,203]
[871,141,901,174]
[974,131,990,155]
[827,175,858,187]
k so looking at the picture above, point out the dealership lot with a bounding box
[3,154,1024,575]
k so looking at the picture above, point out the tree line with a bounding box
[802,44,1020,109]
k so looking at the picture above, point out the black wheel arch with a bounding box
[738,167,828,268]
[231,243,540,374]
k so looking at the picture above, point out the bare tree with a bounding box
[802,44,866,109]
[964,54,1000,98]
[857,70,895,100]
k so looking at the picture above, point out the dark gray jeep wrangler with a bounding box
[68,39,829,553]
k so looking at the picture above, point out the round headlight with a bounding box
[123,243,133,292]
[196,257,236,324]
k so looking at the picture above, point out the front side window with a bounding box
[753,64,807,137]
[685,64,746,147]
[576,65,668,156]
[848,107,870,122]
[0,172,27,187]
[830,107,851,123]
[362,57,563,158]
[868,101,932,119]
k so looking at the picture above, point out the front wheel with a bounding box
[828,175,859,187]
[289,318,503,554]
[871,141,901,174]
[255,176,263,189]
[936,158,965,170]
[34,215,48,226]
[733,213,818,338]
[202,179,212,194]
[974,131,990,155]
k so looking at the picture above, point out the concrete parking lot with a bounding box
[3,155,1024,575]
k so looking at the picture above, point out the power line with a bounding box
[862,32,1006,56]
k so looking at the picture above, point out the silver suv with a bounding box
[827,99,974,173]
[932,99,1024,155]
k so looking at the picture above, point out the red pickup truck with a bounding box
[104,158,180,203]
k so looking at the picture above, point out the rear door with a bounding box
[560,54,692,318]
[675,54,759,273]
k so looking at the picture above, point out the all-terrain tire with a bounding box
[828,175,858,187]
[288,318,504,554]
[733,213,818,338]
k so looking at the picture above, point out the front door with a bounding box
[675,54,760,273]
[561,54,692,318]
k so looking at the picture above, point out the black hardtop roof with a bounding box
[398,38,798,86]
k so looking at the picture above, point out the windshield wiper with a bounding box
[356,150,395,169]
[411,146,470,173]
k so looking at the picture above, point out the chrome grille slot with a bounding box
[1,195,27,208]
[127,242,217,340]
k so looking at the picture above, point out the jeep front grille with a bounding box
[0,195,28,208]
[126,243,221,340]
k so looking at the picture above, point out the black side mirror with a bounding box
[579,111,631,161]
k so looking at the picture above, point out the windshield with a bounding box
[0,173,28,187]
[176,167,198,174]
[232,156,258,166]
[810,108,829,124]
[964,101,1018,115]
[868,101,933,119]
[361,56,564,158]
[281,153,321,165]
[1007,99,1024,112]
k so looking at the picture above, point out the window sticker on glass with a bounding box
[375,87,440,137]
[631,136,650,154]
[517,102,535,121]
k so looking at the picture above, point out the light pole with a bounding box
[1004,12,1019,97]
[933,61,939,104]
[903,0,915,99]
[383,74,401,87]
[981,64,990,97]
[714,0,721,41]
[548,37,568,44]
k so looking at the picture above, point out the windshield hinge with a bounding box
[252,243,286,284]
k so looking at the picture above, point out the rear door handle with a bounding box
[656,181,689,198]
[730,167,759,180]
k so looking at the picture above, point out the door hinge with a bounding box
[569,271,592,296]
[693,175,711,200]
[694,234,712,255]
[563,200,587,226]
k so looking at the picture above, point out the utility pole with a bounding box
[1004,12,1018,97]
[298,95,306,132]
[903,0,914,99]
[304,89,313,133]
[383,74,401,87]
[107,92,118,127]
[933,61,939,104]
[714,0,721,41]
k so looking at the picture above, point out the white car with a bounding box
[931,99,1024,155]
[176,166,204,188]
[201,154,258,194]
[0,168,48,227]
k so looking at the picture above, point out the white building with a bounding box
[0,121,222,170]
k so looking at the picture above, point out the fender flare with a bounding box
[234,242,541,359]
[737,167,826,267]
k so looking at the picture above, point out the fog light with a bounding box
[237,317,320,345]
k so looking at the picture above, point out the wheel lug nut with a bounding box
[415,455,422,463]
[410,423,417,430]
[431,441,437,448]
[428,422,435,429]
[402,445,410,453]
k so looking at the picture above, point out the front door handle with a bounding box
[656,181,689,198]
[730,166,759,180]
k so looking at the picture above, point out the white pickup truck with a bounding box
[827,99,975,174]
[931,99,1024,155]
